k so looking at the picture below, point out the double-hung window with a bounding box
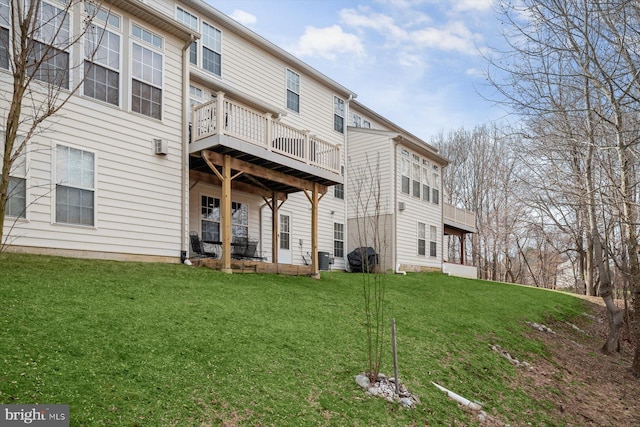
[30,1,70,88]
[352,113,362,127]
[177,7,198,65]
[1,131,26,219]
[131,24,163,119]
[432,169,440,205]
[334,96,345,133]
[84,4,120,105]
[334,223,344,257]
[286,69,300,112]
[422,161,430,202]
[430,225,437,257]
[0,0,9,69]
[202,22,221,76]
[55,145,95,226]
[401,151,410,194]
[334,165,345,199]
[417,222,426,256]
[201,195,220,242]
[412,162,421,198]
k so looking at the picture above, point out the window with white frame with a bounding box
[201,197,248,242]
[432,169,440,205]
[334,223,344,257]
[417,222,426,256]
[401,151,410,195]
[55,145,95,226]
[363,119,371,129]
[201,195,220,242]
[351,112,362,127]
[0,0,9,69]
[202,22,221,76]
[279,214,290,250]
[176,7,198,65]
[131,24,163,119]
[84,4,120,105]
[29,1,70,88]
[231,201,248,240]
[334,96,344,133]
[1,132,26,218]
[422,161,430,202]
[430,225,437,257]
[286,69,300,112]
[412,163,421,198]
[334,165,344,199]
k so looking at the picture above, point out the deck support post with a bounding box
[221,154,232,273]
[310,182,320,279]
[272,191,279,267]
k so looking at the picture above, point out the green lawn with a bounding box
[0,253,585,426]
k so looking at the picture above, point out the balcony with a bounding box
[191,93,341,176]
[443,203,476,234]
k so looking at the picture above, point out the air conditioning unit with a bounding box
[398,202,405,211]
[153,139,168,155]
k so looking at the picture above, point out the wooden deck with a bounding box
[194,258,314,276]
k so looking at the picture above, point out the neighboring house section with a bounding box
[347,101,451,273]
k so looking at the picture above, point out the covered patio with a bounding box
[189,92,342,278]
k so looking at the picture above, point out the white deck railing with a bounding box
[444,203,476,231]
[193,92,341,174]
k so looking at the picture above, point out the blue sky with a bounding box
[209,0,506,141]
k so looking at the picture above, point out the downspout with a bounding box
[393,137,406,275]
[344,94,355,269]
[181,35,196,263]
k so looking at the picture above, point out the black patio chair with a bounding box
[189,231,217,258]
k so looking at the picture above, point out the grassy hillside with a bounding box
[0,254,586,426]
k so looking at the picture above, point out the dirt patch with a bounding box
[511,299,640,426]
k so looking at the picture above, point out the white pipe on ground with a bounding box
[432,382,482,411]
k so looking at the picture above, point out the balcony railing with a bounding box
[192,92,341,174]
[444,203,476,231]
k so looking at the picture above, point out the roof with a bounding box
[180,0,357,100]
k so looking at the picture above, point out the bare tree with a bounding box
[1,0,105,250]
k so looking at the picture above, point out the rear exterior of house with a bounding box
[1,0,474,277]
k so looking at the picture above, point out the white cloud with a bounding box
[229,9,257,27]
[413,21,482,54]
[291,25,365,60]
[339,8,408,41]
[451,0,494,12]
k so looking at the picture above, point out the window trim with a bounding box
[1,131,28,220]
[417,222,426,256]
[130,22,164,120]
[333,95,345,133]
[334,222,345,258]
[202,21,222,77]
[53,143,97,228]
[83,6,122,106]
[285,68,300,113]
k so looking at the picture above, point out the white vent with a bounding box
[153,139,168,155]
[398,202,405,211]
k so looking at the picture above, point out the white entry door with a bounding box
[278,212,292,264]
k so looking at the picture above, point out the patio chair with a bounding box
[189,232,217,258]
